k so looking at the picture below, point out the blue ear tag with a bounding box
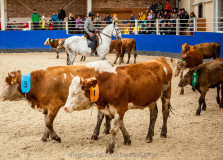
[21,74,31,93]
[50,39,53,42]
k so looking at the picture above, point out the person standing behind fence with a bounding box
[150,2,157,13]
[40,16,47,30]
[129,14,135,27]
[75,16,83,34]
[58,6,66,30]
[104,13,112,25]
[68,13,75,34]
[51,13,59,30]
[188,12,196,31]
[31,9,41,30]
[156,2,163,13]
[94,13,101,30]
[111,14,118,24]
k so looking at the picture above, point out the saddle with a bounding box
[83,32,99,49]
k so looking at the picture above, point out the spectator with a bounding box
[146,22,156,34]
[12,21,18,31]
[146,8,149,17]
[177,8,182,18]
[149,10,156,22]
[137,13,141,20]
[123,27,129,34]
[104,13,112,24]
[156,2,163,12]
[160,21,168,35]
[140,12,146,21]
[150,2,157,13]
[58,6,66,30]
[129,14,135,27]
[31,9,41,30]
[160,10,170,24]
[51,12,59,30]
[48,20,53,30]
[189,12,196,30]
[40,16,47,30]
[22,22,29,31]
[164,0,172,13]
[94,13,102,29]
[140,21,148,34]
[75,16,83,34]
[171,8,178,23]
[179,8,189,31]
[111,14,118,24]
[157,11,163,19]
[68,13,75,34]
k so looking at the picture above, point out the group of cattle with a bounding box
[0,41,222,153]
[44,37,137,65]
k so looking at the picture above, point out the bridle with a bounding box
[99,24,121,40]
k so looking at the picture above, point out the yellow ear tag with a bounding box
[11,79,14,85]
[89,84,99,103]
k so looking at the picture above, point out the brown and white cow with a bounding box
[64,57,172,153]
[44,38,66,59]
[109,40,123,65]
[121,38,137,64]
[181,42,220,59]
[178,58,223,115]
[173,50,203,95]
[0,61,114,142]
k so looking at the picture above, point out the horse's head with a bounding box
[112,23,122,41]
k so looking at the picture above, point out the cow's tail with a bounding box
[215,42,220,58]
[132,39,137,63]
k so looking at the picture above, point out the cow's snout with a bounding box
[64,107,68,112]
[178,83,183,87]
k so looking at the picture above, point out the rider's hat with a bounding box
[88,11,95,16]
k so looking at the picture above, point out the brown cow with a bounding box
[121,38,137,64]
[0,61,114,142]
[181,42,220,59]
[44,38,66,59]
[109,40,123,65]
[178,58,223,115]
[64,57,172,153]
[174,50,203,95]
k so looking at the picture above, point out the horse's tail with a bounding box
[58,40,65,49]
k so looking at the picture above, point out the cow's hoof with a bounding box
[195,113,200,116]
[219,104,223,108]
[123,139,131,145]
[180,91,184,95]
[202,107,206,111]
[91,135,98,140]
[160,133,167,138]
[217,97,220,104]
[56,56,59,59]
[146,138,153,143]
[104,129,110,135]
[41,137,48,142]
[52,135,61,142]
[105,143,115,154]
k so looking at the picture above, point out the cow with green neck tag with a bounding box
[178,58,223,116]
[173,50,203,95]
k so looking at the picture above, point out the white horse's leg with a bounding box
[69,54,77,65]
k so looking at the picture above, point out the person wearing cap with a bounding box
[31,9,41,30]
[84,11,98,56]
[111,14,118,24]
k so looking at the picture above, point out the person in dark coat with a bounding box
[58,6,66,30]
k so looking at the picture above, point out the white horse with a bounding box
[64,23,122,65]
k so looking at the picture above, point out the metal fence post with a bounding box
[193,17,196,32]
[66,21,68,34]
[135,19,138,34]
[156,19,159,35]
[176,18,179,35]
[28,21,31,30]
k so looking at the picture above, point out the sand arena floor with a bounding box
[0,52,222,160]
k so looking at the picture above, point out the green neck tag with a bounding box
[180,59,183,62]
[192,69,198,87]
[50,39,53,42]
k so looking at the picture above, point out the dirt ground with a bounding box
[0,52,222,160]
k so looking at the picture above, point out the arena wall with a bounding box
[0,31,222,58]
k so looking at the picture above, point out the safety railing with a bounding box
[1,17,223,35]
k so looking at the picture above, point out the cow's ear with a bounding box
[17,70,21,75]
[82,79,98,90]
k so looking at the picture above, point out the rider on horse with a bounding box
[84,11,98,56]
